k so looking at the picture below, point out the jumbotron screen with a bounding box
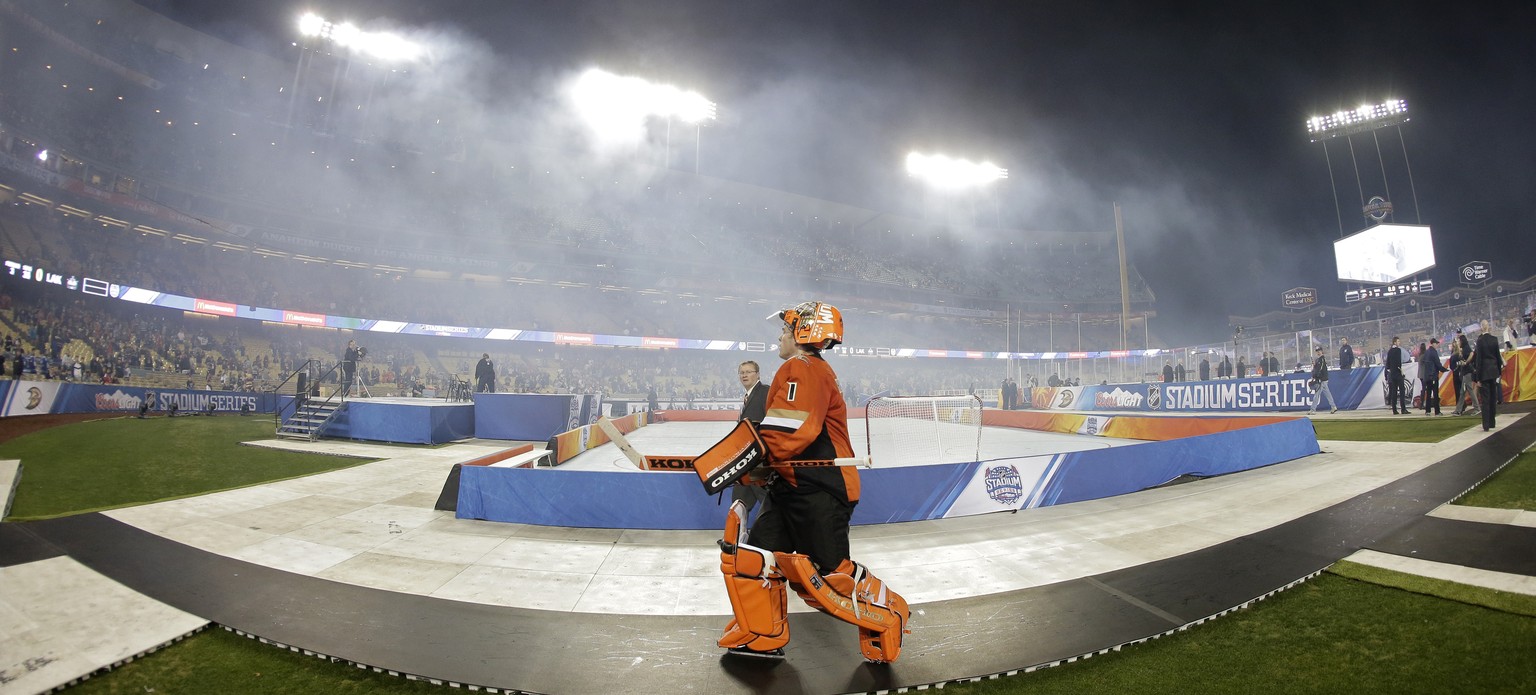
[1333,223,1435,284]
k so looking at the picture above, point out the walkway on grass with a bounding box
[1,407,1533,695]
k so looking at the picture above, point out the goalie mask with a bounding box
[771,301,843,350]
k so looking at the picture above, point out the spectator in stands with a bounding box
[475,353,496,393]
[1338,337,1356,374]
[11,349,23,380]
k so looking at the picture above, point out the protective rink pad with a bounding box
[0,556,208,695]
[559,419,1133,472]
[21,410,1533,695]
[455,418,1315,529]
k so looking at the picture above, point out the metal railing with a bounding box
[270,359,344,430]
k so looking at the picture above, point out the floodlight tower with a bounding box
[1305,99,1419,237]
[288,12,425,136]
[904,151,1007,228]
[904,151,1015,368]
[568,68,717,172]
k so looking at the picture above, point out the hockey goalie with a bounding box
[702,301,910,663]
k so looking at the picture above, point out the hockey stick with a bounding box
[691,420,872,495]
[594,417,647,469]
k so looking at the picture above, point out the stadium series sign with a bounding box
[1282,287,1318,309]
[1459,260,1491,285]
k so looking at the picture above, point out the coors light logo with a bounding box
[1094,387,1144,409]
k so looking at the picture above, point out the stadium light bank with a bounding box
[297,12,425,63]
[1305,99,1408,142]
[905,152,1008,190]
[569,68,716,170]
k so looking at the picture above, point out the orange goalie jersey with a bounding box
[758,353,860,504]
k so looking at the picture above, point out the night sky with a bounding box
[138,0,1536,345]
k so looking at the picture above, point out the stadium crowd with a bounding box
[2,1,1529,407]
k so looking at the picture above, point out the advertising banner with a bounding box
[1155,367,1384,412]
[0,382,273,417]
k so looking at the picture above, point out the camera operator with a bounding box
[341,340,363,398]
[475,353,496,393]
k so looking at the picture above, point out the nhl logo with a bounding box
[1147,384,1162,410]
[984,465,1024,506]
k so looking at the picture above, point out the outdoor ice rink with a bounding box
[557,418,1145,472]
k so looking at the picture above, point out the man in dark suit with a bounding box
[1162,361,1174,383]
[474,353,496,393]
[732,360,770,521]
[1472,321,1505,432]
[1419,338,1444,415]
[1385,336,1407,414]
[1199,357,1211,381]
[1338,337,1356,374]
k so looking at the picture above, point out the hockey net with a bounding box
[863,395,983,467]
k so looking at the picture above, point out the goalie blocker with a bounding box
[692,420,869,496]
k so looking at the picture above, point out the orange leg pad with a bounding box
[717,501,789,650]
[775,553,911,663]
[717,568,789,650]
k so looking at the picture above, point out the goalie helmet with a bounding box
[771,301,843,350]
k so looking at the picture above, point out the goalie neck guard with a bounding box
[772,301,843,350]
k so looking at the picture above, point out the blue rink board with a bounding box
[456,418,1321,529]
[472,393,593,441]
[289,398,475,445]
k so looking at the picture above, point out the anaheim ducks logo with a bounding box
[25,387,42,410]
[1055,389,1074,409]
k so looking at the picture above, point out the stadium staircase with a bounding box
[272,359,346,441]
[275,398,342,441]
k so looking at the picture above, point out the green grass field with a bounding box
[1458,449,1536,511]
[5,417,1533,694]
[1,416,374,520]
[1312,416,1477,442]
[64,571,1536,695]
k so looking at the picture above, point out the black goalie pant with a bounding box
[750,482,855,575]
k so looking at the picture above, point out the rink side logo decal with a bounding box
[984,465,1024,506]
[1147,384,1162,410]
